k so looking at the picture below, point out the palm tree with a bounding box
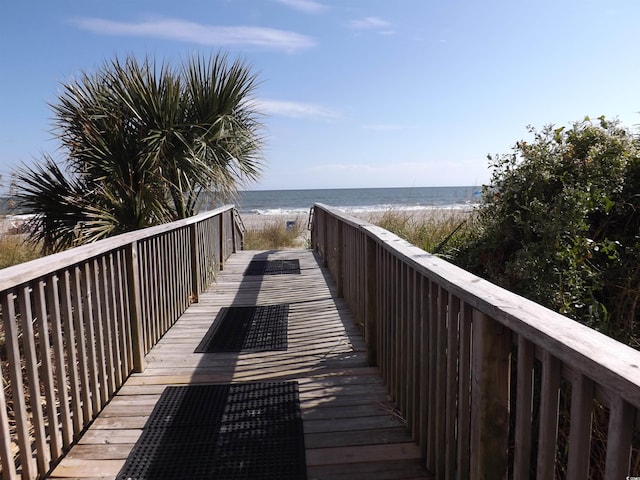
[13,53,263,253]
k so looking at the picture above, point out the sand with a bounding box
[0,207,473,238]
[238,207,472,231]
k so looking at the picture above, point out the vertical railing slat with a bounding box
[70,265,92,423]
[418,273,429,460]
[60,270,83,436]
[34,278,61,462]
[456,302,472,480]
[115,249,132,377]
[435,285,447,477]
[126,242,146,373]
[514,335,534,480]
[0,359,17,480]
[470,310,511,480]
[445,293,460,480]
[99,256,117,398]
[566,373,594,480]
[45,274,73,449]
[80,263,101,415]
[18,284,50,474]
[410,268,421,445]
[426,280,438,471]
[604,395,634,479]
[536,351,561,480]
[90,260,108,408]
[2,290,35,479]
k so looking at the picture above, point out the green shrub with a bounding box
[455,116,640,347]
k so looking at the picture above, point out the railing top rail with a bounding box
[313,203,640,407]
[0,204,237,292]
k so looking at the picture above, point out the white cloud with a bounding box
[272,0,328,14]
[348,16,393,30]
[71,17,315,53]
[256,99,339,119]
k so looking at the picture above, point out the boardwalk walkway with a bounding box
[48,249,431,479]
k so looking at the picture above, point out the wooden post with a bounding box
[190,223,201,303]
[125,241,146,373]
[470,310,511,480]
[365,235,378,366]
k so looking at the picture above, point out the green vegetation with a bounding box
[0,231,41,269]
[13,53,263,253]
[243,218,307,250]
[454,116,640,348]
[370,209,474,260]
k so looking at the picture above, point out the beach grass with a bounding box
[369,209,474,257]
[0,232,41,269]
[242,216,308,250]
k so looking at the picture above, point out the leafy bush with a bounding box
[455,116,640,347]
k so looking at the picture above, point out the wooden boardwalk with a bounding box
[48,249,432,479]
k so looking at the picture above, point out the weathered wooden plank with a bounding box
[306,442,422,466]
[305,427,412,449]
[48,458,125,478]
[64,444,133,460]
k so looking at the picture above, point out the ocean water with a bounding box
[235,186,481,216]
[0,186,482,217]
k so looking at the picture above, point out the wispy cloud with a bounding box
[256,99,339,120]
[363,124,411,131]
[348,16,394,35]
[71,17,315,53]
[272,0,328,14]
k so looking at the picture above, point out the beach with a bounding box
[1,207,473,237]
[239,207,471,229]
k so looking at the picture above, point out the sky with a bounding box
[2,1,640,191]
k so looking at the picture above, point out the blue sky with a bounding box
[2,1,640,191]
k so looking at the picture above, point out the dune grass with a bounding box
[242,217,308,250]
[369,209,475,258]
[0,232,41,269]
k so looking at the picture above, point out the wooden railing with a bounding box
[311,203,640,480]
[0,206,243,479]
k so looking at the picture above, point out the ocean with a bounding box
[235,186,482,216]
[0,186,482,217]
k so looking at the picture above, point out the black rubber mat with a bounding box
[116,382,307,480]
[195,304,289,353]
[244,259,301,275]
